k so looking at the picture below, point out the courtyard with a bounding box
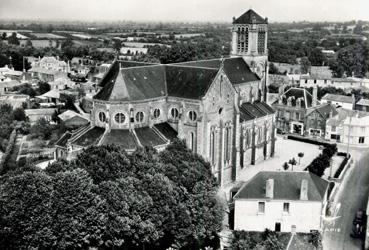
[231,135,322,188]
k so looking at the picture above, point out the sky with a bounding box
[0,0,368,22]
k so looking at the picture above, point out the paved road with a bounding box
[323,149,369,250]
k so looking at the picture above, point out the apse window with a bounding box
[135,111,144,123]
[114,113,125,124]
[170,108,179,119]
[189,111,197,122]
[98,112,106,122]
[153,108,160,119]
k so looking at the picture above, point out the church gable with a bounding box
[203,69,235,111]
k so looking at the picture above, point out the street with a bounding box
[323,149,369,250]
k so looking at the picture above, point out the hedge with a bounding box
[287,135,334,147]
[334,155,350,178]
[306,144,337,177]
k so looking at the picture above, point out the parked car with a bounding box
[350,210,367,238]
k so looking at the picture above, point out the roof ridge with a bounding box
[169,58,222,65]
[120,64,164,71]
[165,64,220,70]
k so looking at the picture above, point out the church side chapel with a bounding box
[55,9,276,186]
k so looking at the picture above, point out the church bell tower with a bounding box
[231,9,269,100]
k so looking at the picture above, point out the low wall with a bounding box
[365,199,369,250]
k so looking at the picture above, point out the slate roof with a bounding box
[101,129,137,150]
[154,122,178,141]
[73,127,105,147]
[175,57,260,85]
[356,98,369,106]
[95,65,167,101]
[55,132,72,148]
[25,108,56,116]
[306,104,338,118]
[239,101,274,122]
[165,65,218,99]
[58,110,89,123]
[234,171,329,201]
[135,127,167,147]
[94,57,260,102]
[321,93,353,104]
[278,87,313,108]
[233,9,268,24]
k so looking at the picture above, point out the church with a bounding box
[55,9,276,186]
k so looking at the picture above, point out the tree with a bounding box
[13,107,26,121]
[269,62,280,75]
[331,43,366,77]
[49,169,106,249]
[113,39,122,53]
[231,231,257,250]
[37,81,51,95]
[0,171,54,249]
[300,57,311,74]
[309,48,327,66]
[30,118,53,140]
[1,32,6,40]
[61,37,74,50]
[25,40,33,47]
[7,32,20,45]
[73,144,131,184]
[288,158,297,171]
[297,152,304,165]
[282,162,289,171]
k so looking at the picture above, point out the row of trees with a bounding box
[0,140,223,249]
[0,104,26,152]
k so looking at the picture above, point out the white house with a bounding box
[321,93,355,110]
[233,171,329,233]
[326,108,369,147]
[300,76,369,90]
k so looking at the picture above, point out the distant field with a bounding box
[0,31,29,39]
[19,39,61,48]
[32,33,65,39]
[71,33,92,39]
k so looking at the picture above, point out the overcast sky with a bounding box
[0,0,368,22]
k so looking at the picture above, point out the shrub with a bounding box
[306,144,337,177]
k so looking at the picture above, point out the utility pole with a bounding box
[346,114,352,155]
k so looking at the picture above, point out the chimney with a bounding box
[278,84,284,96]
[300,179,308,200]
[312,85,318,107]
[352,94,356,110]
[265,179,274,199]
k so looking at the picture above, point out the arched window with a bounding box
[170,108,179,119]
[258,127,263,143]
[225,127,231,163]
[210,131,215,166]
[246,129,251,147]
[189,132,195,152]
[98,112,106,122]
[114,113,125,124]
[189,111,197,122]
[135,111,144,123]
[153,108,160,119]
